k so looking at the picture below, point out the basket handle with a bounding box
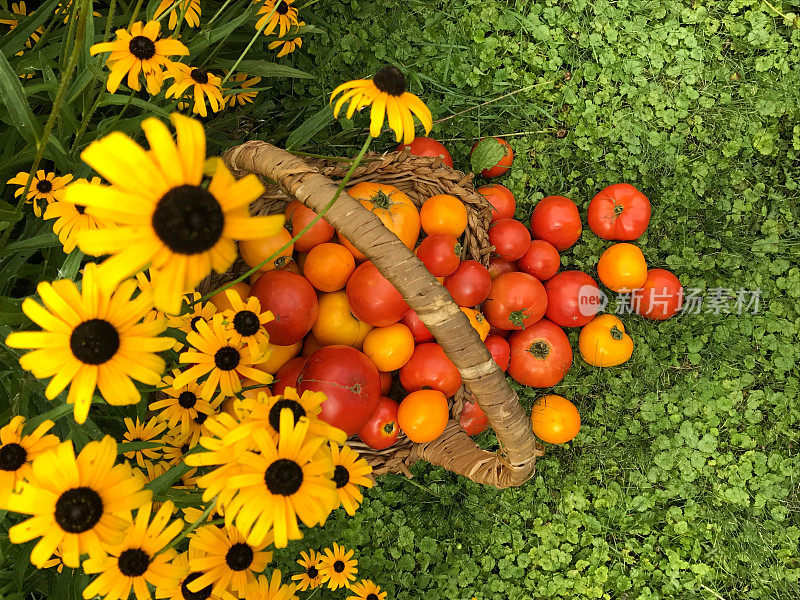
[224,141,541,488]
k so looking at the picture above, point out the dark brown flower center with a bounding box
[189,316,204,333]
[152,185,224,255]
[367,594,379,600]
[178,391,198,409]
[117,548,150,577]
[233,310,260,336]
[54,487,104,533]
[373,65,406,96]
[268,399,306,432]
[181,572,212,600]
[129,35,156,60]
[276,1,289,14]
[214,346,240,371]
[70,319,120,365]
[264,458,303,496]
[333,465,350,488]
[75,204,86,214]
[333,560,345,573]
[36,179,53,193]
[193,412,207,425]
[0,443,27,471]
[181,443,190,455]
[225,543,254,571]
[190,68,209,85]
[306,566,319,579]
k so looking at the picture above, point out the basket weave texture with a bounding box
[219,141,544,488]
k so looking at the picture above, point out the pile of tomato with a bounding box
[217,136,683,451]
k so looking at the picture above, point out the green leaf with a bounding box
[1,232,58,254]
[0,0,60,57]
[212,59,313,80]
[146,461,192,497]
[470,137,506,175]
[98,93,171,118]
[286,104,336,150]
[118,440,163,454]
[0,52,41,145]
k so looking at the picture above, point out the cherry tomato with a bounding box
[415,234,461,277]
[484,334,510,371]
[487,256,516,279]
[477,184,516,223]
[531,394,580,444]
[483,272,548,331]
[312,291,372,349]
[420,194,469,237]
[302,242,356,292]
[517,240,560,281]
[631,268,683,320]
[529,196,582,251]
[239,227,294,272]
[271,356,307,396]
[459,397,489,436]
[596,243,648,292]
[443,260,492,306]
[508,319,573,387]
[401,309,435,343]
[488,218,531,261]
[284,200,335,253]
[543,270,603,328]
[358,397,400,450]
[346,261,410,327]
[587,183,651,241]
[471,137,514,178]
[396,137,454,167]
[297,345,380,435]
[399,343,462,398]
[398,390,449,443]
[362,323,415,372]
[250,270,318,345]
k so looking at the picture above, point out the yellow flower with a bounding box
[160,433,193,465]
[255,0,298,37]
[291,550,323,591]
[6,437,151,568]
[224,73,262,107]
[181,505,225,526]
[122,417,168,468]
[81,501,184,600]
[44,177,109,253]
[166,292,218,342]
[150,369,224,443]
[153,0,201,30]
[66,114,284,315]
[318,542,358,590]
[220,290,273,361]
[90,21,189,94]
[155,548,235,600]
[347,579,387,600]
[330,65,433,145]
[329,442,373,516]
[4,264,174,424]
[166,64,225,118]
[268,23,304,58]
[6,170,73,217]
[246,570,299,600]
[0,416,59,509]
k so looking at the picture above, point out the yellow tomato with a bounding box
[362,323,415,371]
[578,314,634,367]
[398,389,449,443]
[530,394,580,444]
[252,341,302,374]
[312,291,373,349]
[461,307,490,341]
[238,227,294,272]
[209,281,250,313]
[596,243,647,292]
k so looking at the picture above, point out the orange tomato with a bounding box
[284,200,335,252]
[302,331,325,357]
[420,194,468,237]
[209,281,250,313]
[303,242,356,292]
[461,307,490,341]
[253,341,303,374]
[338,182,420,261]
[239,227,294,272]
[397,389,449,443]
[362,323,415,372]
[596,243,647,292]
[312,290,373,349]
[530,394,580,444]
[248,259,302,284]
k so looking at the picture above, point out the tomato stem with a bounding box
[508,310,529,328]
[369,190,395,210]
[527,340,550,359]
[610,325,624,340]
[613,203,624,217]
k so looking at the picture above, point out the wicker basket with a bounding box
[219,141,544,488]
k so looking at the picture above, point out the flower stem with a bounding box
[219,6,277,88]
[157,498,217,556]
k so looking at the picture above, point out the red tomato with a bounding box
[459,397,489,436]
[517,240,560,281]
[400,309,435,343]
[631,268,683,320]
[487,256,516,279]
[297,345,380,435]
[483,272,548,331]
[529,196,582,251]
[487,325,510,339]
[379,371,393,395]
[477,184,516,223]
[508,319,573,387]
[415,234,461,277]
[443,260,492,306]
[397,137,454,168]
[484,334,510,371]
[543,270,603,328]
[250,270,318,345]
[358,397,400,450]
[271,356,307,396]
[399,343,462,398]
[346,261,410,327]
[471,137,514,178]
[284,201,335,252]
[587,183,651,241]
[488,218,531,262]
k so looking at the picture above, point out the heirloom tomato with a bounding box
[415,234,461,277]
[302,242,356,292]
[596,243,647,292]
[239,227,294,272]
[460,397,489,436]
[508,319,572,387]
[362,323,415,372]
[477,184,516,222]
[312,291,372,349]
[578,314,634,367]
[420,194,468,237]
[483,272,547,330]
[471,137,514,178]
[587,183,651,240]
[484,334,510,371]
[400,309,435,343]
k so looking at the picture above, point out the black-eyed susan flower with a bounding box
[151,369,224,443]
[329,443,373,516]
[167,292,218,340]
[220,290,272,361]
[66,114,284,315]
[155,548,235,600]
[0,416,59,509]
[6,436,151,568]
[82,500,184,600]
[187,525,273,597]
[348,579,387,600]
[160,434,193,465]
[319,542,358,590]
[0,2,43,54]
[224,73,261,107]
[6,170,73,217]
[222,410,337,548]
[136,271,167,325]
[246,570,298,600]
[255,0,298,37]
[154,0,201,30]
[123,417,168,467]
[4,264,174,424]
[165,64,225,118]
[175,316,272,400]
[182,505,225,526]
[268,23,304,58]
[330,65,433,145]
[44,177,109,253]
[90,21,189,94]
[292,550,323,591]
